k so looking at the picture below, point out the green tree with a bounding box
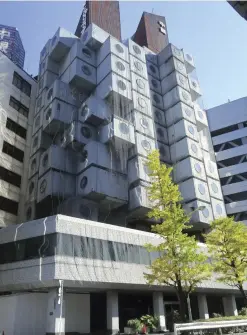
[206,217,247,305]
[144,150,211,322]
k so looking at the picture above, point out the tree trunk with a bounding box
[238,283,247,306]
[176,280,187,323]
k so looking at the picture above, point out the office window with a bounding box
[9,96,29,118]
[6,118,26,139]
[12,72,31,97]
[2,141,24,163]
[0,166,21,188]
[0,196,18,216]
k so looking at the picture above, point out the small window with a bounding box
[2,141,24,163]
[9,96,29,118]
[6,118,27,139]
[0,166,21,188]
[12,72,31,97]
[0,196,18,215]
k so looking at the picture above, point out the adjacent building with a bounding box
[0,24,25,68]
[228,1,247,20]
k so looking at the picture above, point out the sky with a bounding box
[0,1,246,109]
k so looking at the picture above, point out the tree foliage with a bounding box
[205,216,247,304]
[144,150,211,321]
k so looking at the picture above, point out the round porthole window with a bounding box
[26,207,32,220]
[82,48,91,58]
[188,125,195,135]
[153,94,161,104]
[116,61,125,71]
[202,207,209,218]
[209,162,214,173]
[31,159,36,171]
[178,75,185,85]
[133,45,141,55]
[216,204,222,215]
[138,97,147,108]
[143,164,150,175]
[46,108,52,121]
[192,80,197,88]
[40,179,47,194]
[176,61,184,71]
[42,154,48,168]
[211,183,218,193]
[173,47,181,56]
[47,88,53,100]
[182,91,189,101]
[119,122,129,134]
[81,105,89,117]
[149,64,156,74]
[151,79,158,88]
[80,176,88,189]
[157,128,164,138]
[29,182,34,195]
[191,143,198,153]
[194,163,201,173]
[155,110,162,121]
[140,118,149,129]
[81,126,92,139]
[33,136,38,148]
[115,44,124,53]
[81,65,92,76]
[81,150,88,163]
[185,108,192,117]
[198,184,205,195]
[134,61,143,72]
[136,79,145,89]
[141,139,151,152]
[117,80,126,90]
[79,204,91,219]
[198,110,204,119]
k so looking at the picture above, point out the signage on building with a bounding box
[80,5,88,35]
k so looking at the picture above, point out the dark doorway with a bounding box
[207,295,224,317]
[90,293,107,335]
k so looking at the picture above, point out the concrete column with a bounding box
[153,292,166,331]
[46,286,65,335]
[223,295,238,316]
[107,291,119,335]
[198,294,209,319]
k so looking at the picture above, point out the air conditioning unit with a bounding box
[96,72,132,104]
[39,145,76,177]
[24,201,36,222]
[203,152,218,180]
[170,137,203,163]
[163,86,193,110]
[30,129,52,157]
[79,94,111,126]
[150,90,164,110]
[199,128,212,152]
[211,198,226,219]
[129,54,148,80]
[132,110,155,139]
[62,121,97,151]
[153,107,166,127]
[207,177,223,200]
[77,141,125,174]
[37,170,75,203]
[129,184,152,215]
[158,43,184,66]
[58,198,99,221]
[159,57,187,81]
[59,39,96,77]
[77,166,128,206]
[97,35,129,65]
[155,125,168,144]
[179,178,210,203]
[40,55,59,77]
[161,71,189,95]
[184,200,213,226]
[97,53,130,84]
[81,23,109,51]
[148,76,162,95]
[194,104,208,130]
[173,157,206,183]
[129,133,156,158]
[49,27,78,62]
[168,119,198,144]
[100,115,135,147]
[184,53,195,73]
[189,77,202,101]
[132,90,152,117]
[157,142,170,163]
[43,99,76,135]
[60,58,96,91]
[146,61,160,80]
[166,102,195,127]
[32,112,43,136]
[127,39,146,64]
[26,174,38,202]
[28,152,41,179]
[128,156,150,185]
[130,72,150,98]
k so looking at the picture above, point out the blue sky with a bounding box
[0,1,246,109]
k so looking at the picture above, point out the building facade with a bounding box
[0,24,25,68]
[0,51,36,227]
[228,1,247,20]
[207,97,247,223]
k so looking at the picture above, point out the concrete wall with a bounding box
[66,293,90,333]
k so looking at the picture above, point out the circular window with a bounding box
[209,162,214,173]
[82,48,91,58]
[211,183,218,193]
[35,115,40,127]
[192,80,197,88]
[173,47,181,57]
[149,64,156,74]
[188,125,194,135]
[155,110,162,121]
[140,118,149,129]
[141,139,151,152]
[40,179,47,194]
[46,108,52,121]
[33,136,38,148]
[79,204,91,219]
[198,184,205,195]
[80,176,88,189]
[138,97,147,108]
[81,65,92,76]
[191,143,198,153]
[157,128,164,138]
[143,164,150,175]
[119,122,129,134]
[151,79,158,88]
[31,159,36,171]
[81,150,88,163]
[194,163,201,173]
[117,80,126,90]
[81,126,92,139]
[134,61,143,72]
[182,91,189,101]
[178,75,185,85]
[159,145,166,156]
[136,79,145,89]
[153,94,161,104]
[47,88,53,100]
[216,204,222,215]
[81,105,89,117]
[185,108,192,117]
[26,207,32,220]
[133,45,141,55]
[42,154,48,167]
[29,182,34,195]
[202,207,209,218]
[116,61,125,71]
[115,44,124,53]
[82,31,88,42]
[198,110,204,119]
